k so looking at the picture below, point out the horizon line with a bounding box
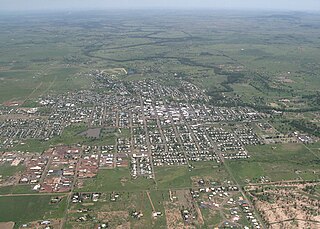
[0,8,319,14]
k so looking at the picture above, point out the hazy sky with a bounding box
[1,0,320,12]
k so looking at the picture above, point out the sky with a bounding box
[1,0,320,12]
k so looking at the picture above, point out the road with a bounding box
[140,96,157,184]
[59,148,83,229]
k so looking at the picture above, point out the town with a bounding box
[1,70,319,229]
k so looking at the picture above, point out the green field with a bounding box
[77,168,156,192]
[227,143,320,184]
[155,162,230,189]
[0,164,25,178]
[0,185,34,195]
[0,195,67,227]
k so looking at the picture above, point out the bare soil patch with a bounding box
[0,222,14,229]
[164,202,185,229]
[97,211,130,228]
